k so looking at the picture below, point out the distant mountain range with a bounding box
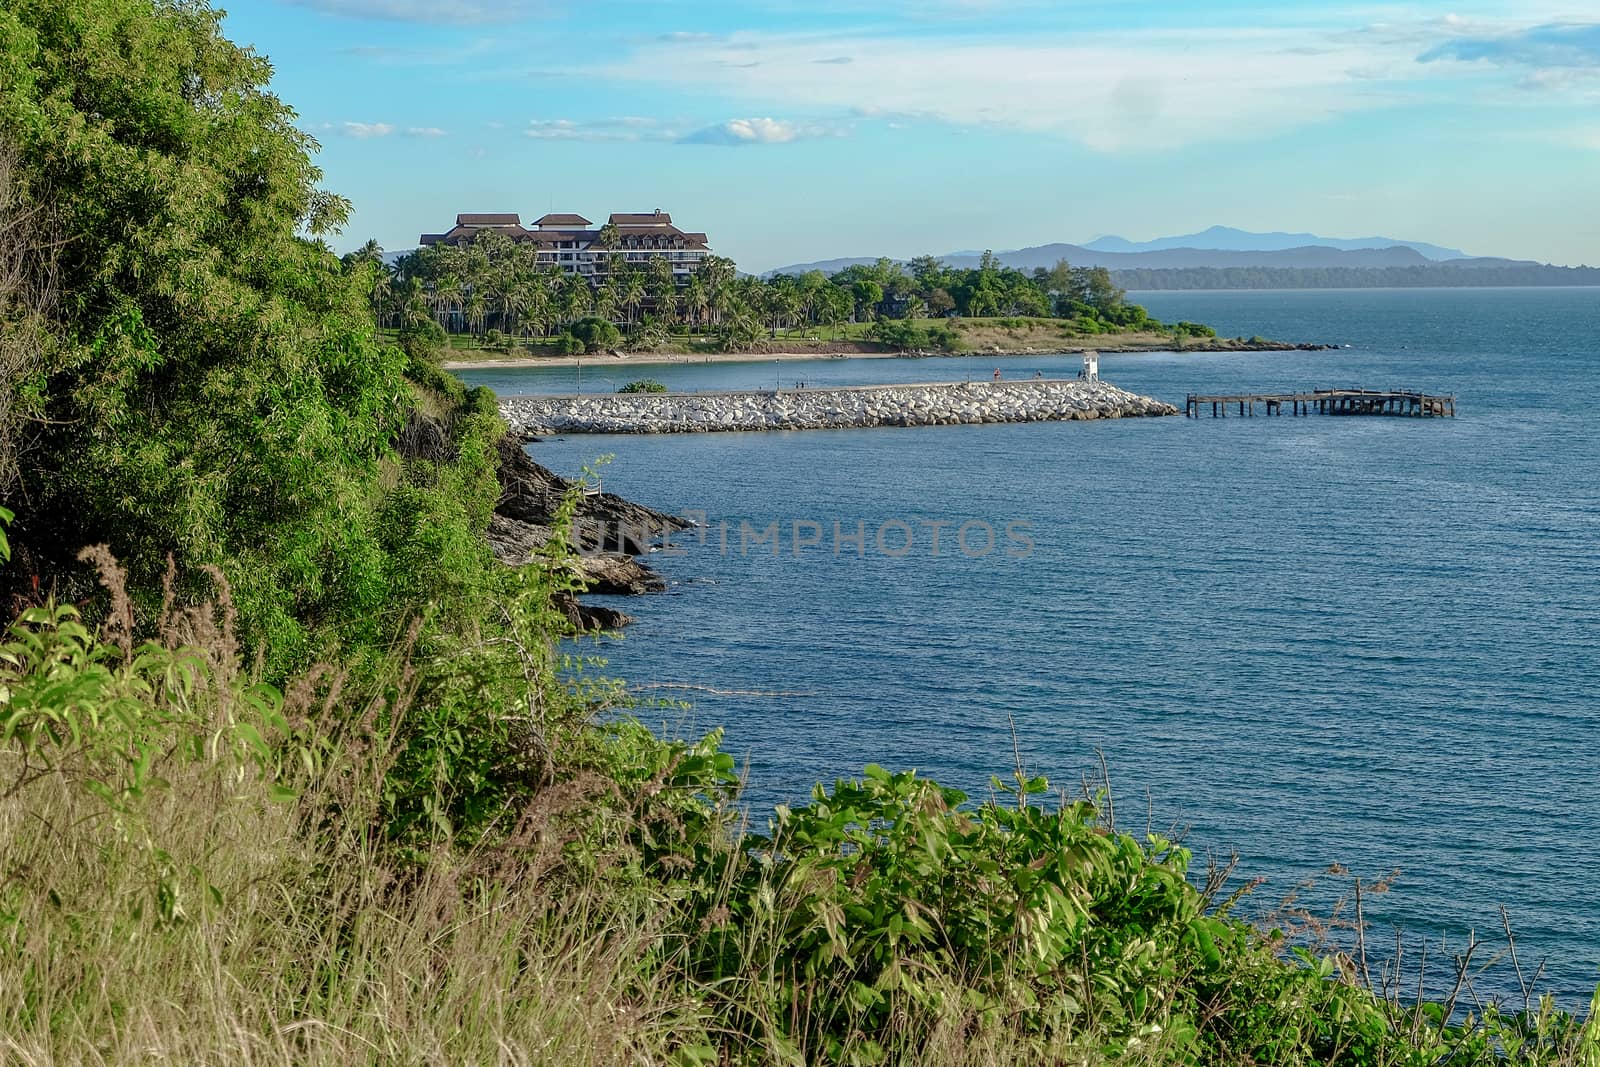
[763,228,1537,278]
[1079,226,1470,261]
[756,226,1599,287]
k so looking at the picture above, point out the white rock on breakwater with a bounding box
[501,379,1179,435]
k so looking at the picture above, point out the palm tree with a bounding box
[370,265,394,327]
[400,276,430,330]
[709,282,737,327]
[520,281,550,341]
[592,280,619,324]
[699,254,735,302]
[799,270,828,327]
[819,286,849,339]
[342,237,383,271]
[683,275,708,329]
[621,271,647,326]
[465,289,488,337]
[767,277,801,335]
[646,256,676,326]
[715,300,764,352]
[557,273,589,328]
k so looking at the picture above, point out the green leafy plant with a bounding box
[686,766,1419,1063]
[570,316,622,353]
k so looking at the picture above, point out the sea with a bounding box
[457,287,1600,1003]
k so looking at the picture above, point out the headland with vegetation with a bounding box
[363,237,1323,367]
[0,1,1595,1063]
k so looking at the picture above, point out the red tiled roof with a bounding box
[528,229,598,244]
[534,213,592,227]
[609,211,672,226]
[427,224,539,245]
[420,214,706,251]
[455,212,522,227]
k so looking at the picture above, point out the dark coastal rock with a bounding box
[575,551,666,595]
[495,434,690,555]
[487,513,552,566]
[553,593,633,632]
[488,434,684,627]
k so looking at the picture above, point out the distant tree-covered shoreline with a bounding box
[365,241,1186,352]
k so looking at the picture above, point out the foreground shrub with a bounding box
[690,769,1366,1062]
[2,580,1596,1064]
[678,767,1600,1065]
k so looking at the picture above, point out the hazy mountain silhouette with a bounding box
[1081,226,1469,261]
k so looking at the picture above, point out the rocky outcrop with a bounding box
[489,434,686,629]
[554,595,633,632]
[500,379,1178,436]
[488,514,665,594]
[495,434,690,555]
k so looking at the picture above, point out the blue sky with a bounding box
[220,0,1600,270]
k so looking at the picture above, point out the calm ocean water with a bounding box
[460,288,1600,1001]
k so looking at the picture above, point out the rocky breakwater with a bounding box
[501,379,1177,436]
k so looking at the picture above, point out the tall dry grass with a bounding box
[0,556,691,1064]
[3,557,1596,1066]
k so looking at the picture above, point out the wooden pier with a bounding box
[1185,388,1455,419]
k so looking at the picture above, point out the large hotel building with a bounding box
[420,210,712,283]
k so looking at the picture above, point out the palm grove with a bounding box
[358,232,1205,356]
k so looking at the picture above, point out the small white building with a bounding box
[1082,351,1099,381]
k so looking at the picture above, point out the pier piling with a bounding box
[1185,388,1454,420]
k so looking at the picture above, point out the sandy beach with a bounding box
[446,348,907,371]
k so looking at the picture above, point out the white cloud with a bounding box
[318,121,447,139]
[523,117,681,142]
[574,10,1600,153]
[679,117,836,145]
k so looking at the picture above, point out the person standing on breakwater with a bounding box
[993,368,1002,381]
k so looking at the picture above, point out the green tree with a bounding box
[0,0,497,668]
[1081,265,1125,311]
[342,237,384,272]
[569,316,621,353]
[907,254,947,291]
[682,274,709,328]
[851,280,883,322]
[646,256,676,325]
[621,269,647,326]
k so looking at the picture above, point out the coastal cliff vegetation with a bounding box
[1,0,1598,1063]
